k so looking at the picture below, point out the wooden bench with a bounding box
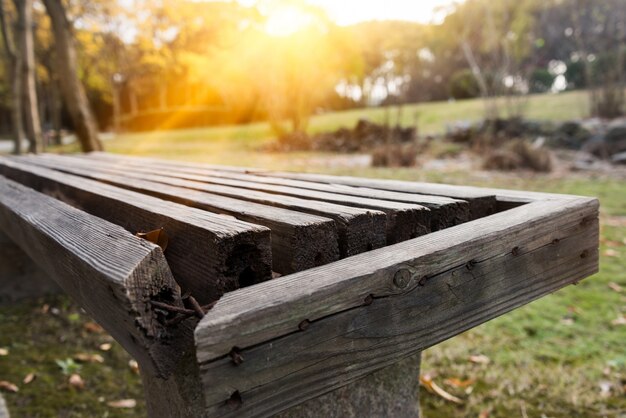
[0,153,599,417]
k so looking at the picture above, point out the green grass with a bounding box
[1,91,625,417]
[51,90,590,167]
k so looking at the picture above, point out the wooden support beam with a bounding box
[0,176,183,377]
[18,155,340,274]
[24,155,387,258]
[194,197,598,417]
[0,229,60,302]
[0,157,273,304]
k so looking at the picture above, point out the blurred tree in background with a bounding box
[0,0,624,145]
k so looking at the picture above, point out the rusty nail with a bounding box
[418,276,428,286]
[188,296,206,318]
[393,269,411,289]
[552,238,560,245]
[298,319,310,331]
[229,347,244,365]
[511,246,520,256]
[150,300,195,316]
[165,315,187,326]
[580,250,589,259]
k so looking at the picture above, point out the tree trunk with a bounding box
[42,0,102,152]
[50,77,62,145]
[15,0,43,153]
[0,0,25,154]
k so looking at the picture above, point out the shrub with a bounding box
[449,69,480,99]
[483,139,552,172]
[371,143,419,167]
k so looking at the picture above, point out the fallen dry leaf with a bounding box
[611,315,626,326]
[136,228,168,251]
[469,354,491,364]
[0,381,18,393]
[420,374,464,404]
[74,353,105,364]
[23,373,36,385]
[599,380,613,398]
[69,374,85,390]
[609,282,623,293]
[99,343,112,351]
[83,322,104,334]
[0,348,8,356]
[604,249,618,257]
[128,359,139,374]
[107,399,137,408]
[444,377,476,388]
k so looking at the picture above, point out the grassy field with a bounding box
[45,89,592,168]
[1,91,625,417]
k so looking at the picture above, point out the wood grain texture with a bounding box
[60,154,432,242]
[0,176,182,377]
[196,197,598,363]
[197,199,598,417]
[18,155,339,274]
[81,153,498,218]
[0,157,273,304]
[79,153,468,230]
[26,155,386,258]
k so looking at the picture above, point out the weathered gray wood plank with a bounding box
[81,153,498,218]
[44,154,431,243]
[195,197,598,363]
[78,154,470,230]
[18,155,339,274]
[0,157,273,304]
[197,199,598,417]
[0,176,183,377]
[24,155,387,258]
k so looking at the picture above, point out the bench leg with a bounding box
[0,229,60,303]
[140,348,421,418]
[278,351,422,418]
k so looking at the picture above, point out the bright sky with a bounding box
[237,0,461,29]
[305,0,460,25]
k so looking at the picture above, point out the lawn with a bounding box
[1,92,625,417]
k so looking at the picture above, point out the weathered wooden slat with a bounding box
[81,152,497,218]
[26,155,387,258]
[77,154,470,230]
[79,153,470,227]
[40,154,431,243]
[18,155,339,275]
[0,157,273,304]
[0,176,183,377]
[196,198,598,417]
[195,197,598,363]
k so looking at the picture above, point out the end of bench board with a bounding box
[194,196,598,417]
[0,157,274,304]
[18,154,342,276]
[0,176,189,377]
